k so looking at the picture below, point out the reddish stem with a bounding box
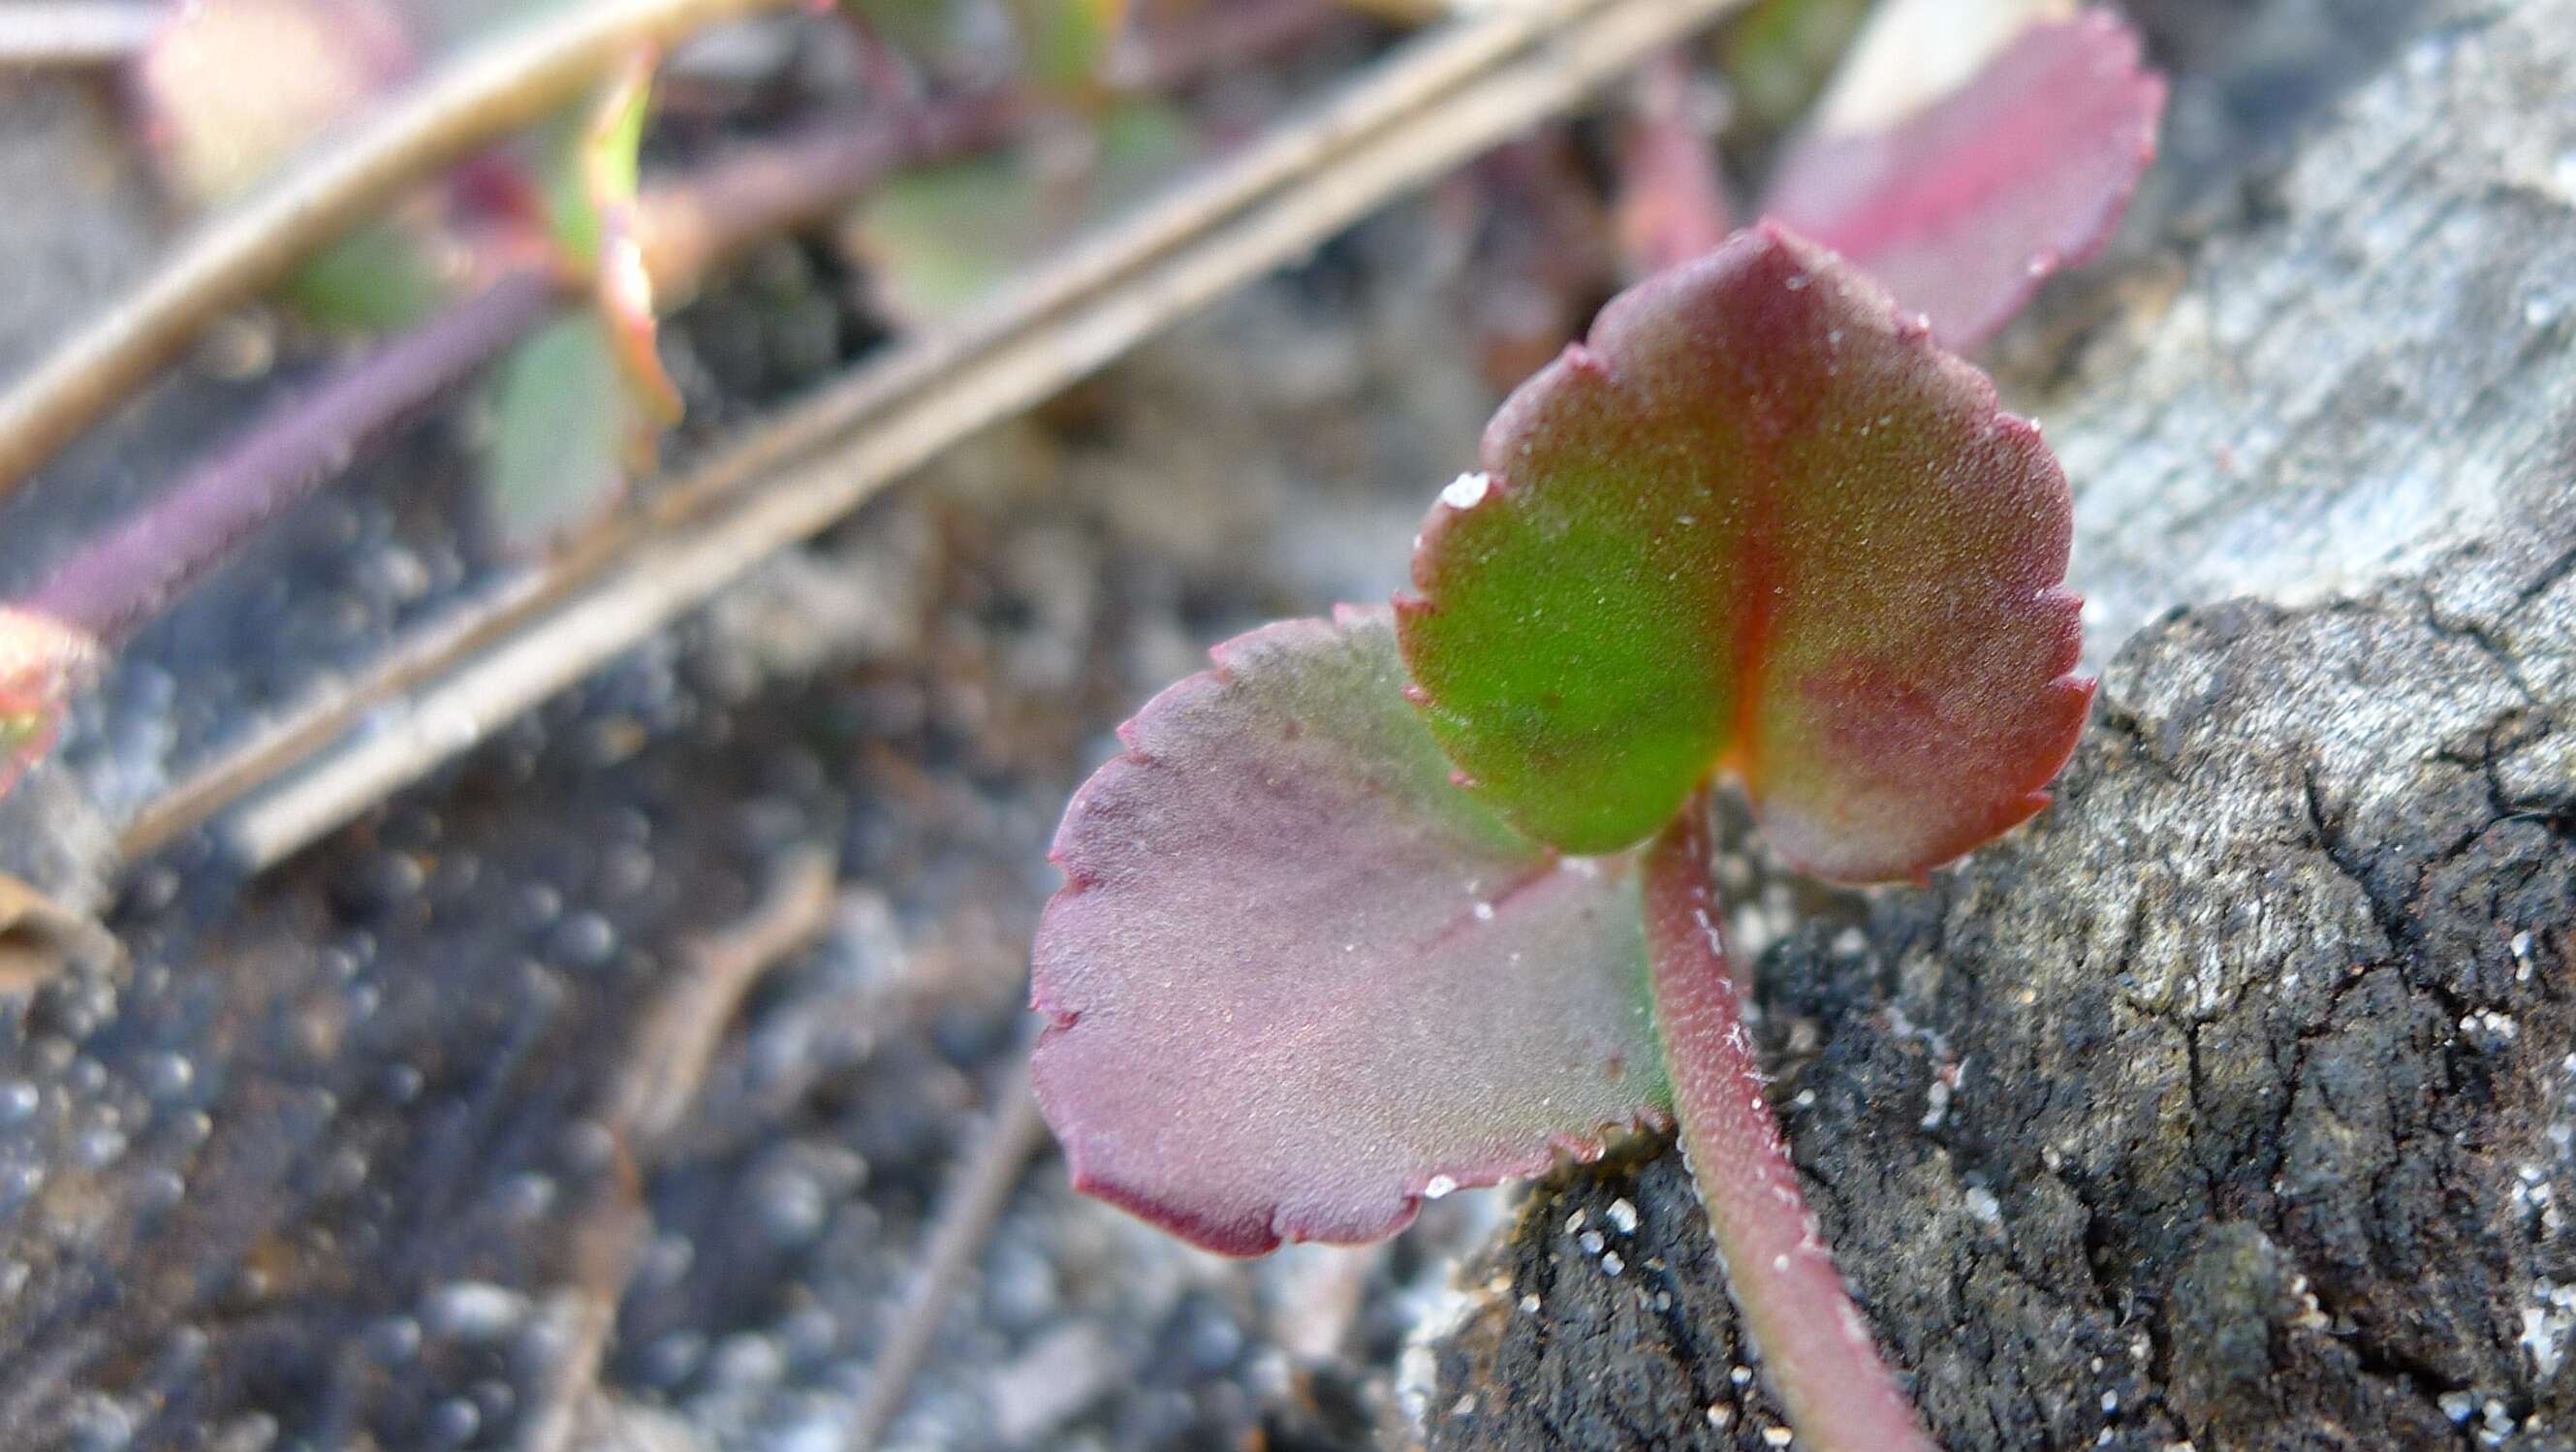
[22,268,560,645]
[1644,794,1935,1452]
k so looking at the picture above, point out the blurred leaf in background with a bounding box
[134,0,414,205]
[577,50,685,426]
[482,313,634,550]
[850,99,1195,323]
[1719,0,1872,142]
[1008,0,1130,95]
[274,219,458,333]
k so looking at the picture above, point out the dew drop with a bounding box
[1440,472,1492,510]
[1424,1174,1459,1200]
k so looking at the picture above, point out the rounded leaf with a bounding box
[1398,225,2089,878]
[1031,610,1669,1255]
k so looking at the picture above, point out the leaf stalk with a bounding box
[1644,791,1936,1452]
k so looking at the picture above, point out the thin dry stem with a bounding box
[844,1063,1050,1452]
[606,849,839,1151]
[0,0,798,497]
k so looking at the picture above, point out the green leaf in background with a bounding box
[533,49,682,426]
[853,100,1195,322]
[483,314,631,551]
[279,221,455,333]
[845,0,986,65]
[539,109,605,268]
[1719,0,1872,139]
[1009,0,1128,94]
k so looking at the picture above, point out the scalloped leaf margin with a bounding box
[1030,608,1669,1255]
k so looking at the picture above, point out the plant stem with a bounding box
[0,0,800,499]
[22,269,561,646]
[1643,793,1935,1452]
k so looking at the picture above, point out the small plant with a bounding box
[1028,15,2161,1449]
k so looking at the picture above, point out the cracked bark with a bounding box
[1426,1,2576,1448]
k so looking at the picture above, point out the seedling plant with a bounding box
[1028,11,2163,1450]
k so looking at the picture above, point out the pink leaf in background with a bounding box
[1763,10,2165,349]
[132,0,415,208]
[1031,609,1668,1255]
[1398,226,2089,879]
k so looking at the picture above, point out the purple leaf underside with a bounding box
[1031,609,1670,1256]
[1764,9,2166,349]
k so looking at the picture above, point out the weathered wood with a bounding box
[1428,1,2576,1447]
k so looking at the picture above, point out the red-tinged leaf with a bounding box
[581,49,682,428]
[1398,226,2089,879]
[1761,9,2165,349]
[132,0,413,206]
[1031,609,1670,1256]
[0,610,101,803]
